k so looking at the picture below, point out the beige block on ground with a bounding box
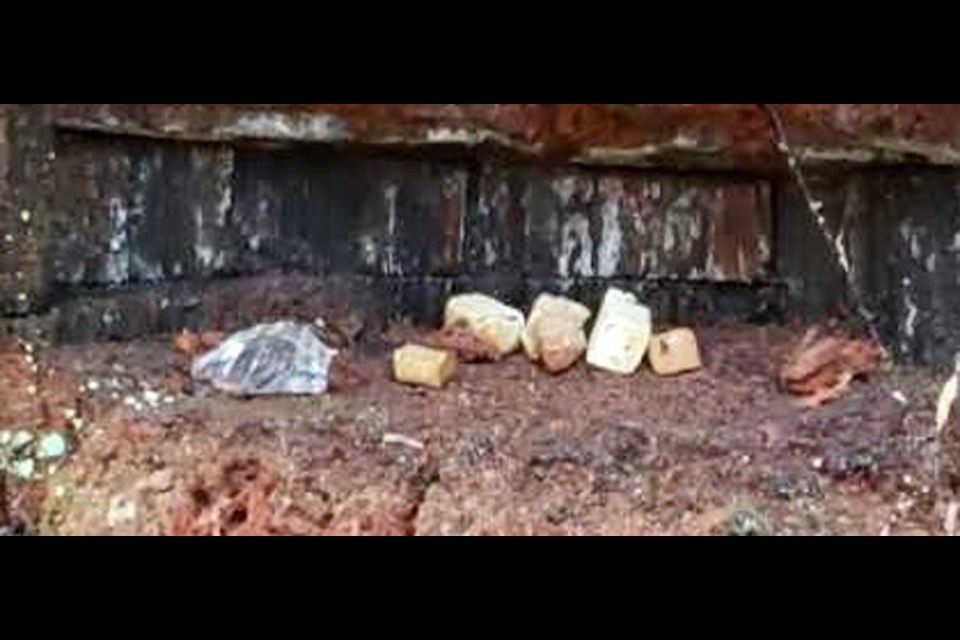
[444,293,526,357]
[648,329,703,376]
[586,288,653,375]
[522,294,592,374]
[393,345,457,389]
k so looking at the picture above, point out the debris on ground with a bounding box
[9,324,957,536]
[724,501,773,537]
[648,328,703,377]
[36,432,70,461]
[173,329,224,357]
[191,322,338,397]
[444,294,526,358]
[586,288,653,375]
[779,327,883,407]
[393,344,457,389]
[173,330,201,356]
[1,426,72,485]
[383,433,426,451]
[522,294,592,374]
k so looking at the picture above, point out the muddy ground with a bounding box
[2,324,958,536]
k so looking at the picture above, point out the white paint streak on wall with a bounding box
[384,183,400,276]
[360,235,378,268]
[597,179,623,278]
[105,197,129,285]
[901,276,919,359]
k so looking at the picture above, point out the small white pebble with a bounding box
[20,210,31,223]
[143,390,161,407]
[86,379,101,392]
[4,234,14,244]
[891,391,909,406]
[27,384,38,396]
[811,457,824,470]
[10,458,35,480]
[53,485,67,499]
[17,292,28,303]
[163,395,177,405]
[11,430,34,450]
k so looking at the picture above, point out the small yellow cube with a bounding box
[393,344,457,389]
[648,329,703,377]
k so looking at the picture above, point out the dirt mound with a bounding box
[3,325,957,536]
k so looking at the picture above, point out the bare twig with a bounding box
[757,104,883,347]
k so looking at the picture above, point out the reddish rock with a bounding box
[780,328,884,406]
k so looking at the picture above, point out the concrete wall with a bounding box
[4,104,960,364]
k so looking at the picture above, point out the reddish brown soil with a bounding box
[3,324,958,536]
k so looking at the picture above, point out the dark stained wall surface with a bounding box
[5,104,960,365]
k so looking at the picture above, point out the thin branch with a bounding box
[757,103,883,347]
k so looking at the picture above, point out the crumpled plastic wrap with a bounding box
[192,322,336,396]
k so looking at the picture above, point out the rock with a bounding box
[36,432,69,461]
[444,294,525,357]
[522,294,592,374]
[10,430,34,453]
[780,327,883,406]
[586,289,653,375]
[176,329,224,356]
[648,329,703,376]
[192,322,337,396]
[107,495,138,528]
[394,345,457,389]
[9,458,35,481]
[173,329,201,356]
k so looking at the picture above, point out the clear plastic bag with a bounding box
[191,322,336,396]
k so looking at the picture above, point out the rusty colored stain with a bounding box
[543,173,772,282]
[47,104,960,170]
[707,183,772,281]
